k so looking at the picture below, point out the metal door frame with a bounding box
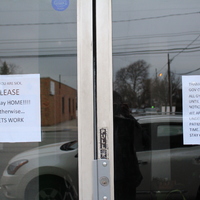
[78,1,114,199]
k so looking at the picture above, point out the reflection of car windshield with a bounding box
[137,109,144,113]
[157,125,183,137]
[145,108,157,112]
[135,115,189,151]
[60,141,78,151]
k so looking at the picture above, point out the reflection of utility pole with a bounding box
[168,54,172,113]
[155,68,157,79]
[155,68,160,82]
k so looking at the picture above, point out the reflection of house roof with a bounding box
[41,77,77,91]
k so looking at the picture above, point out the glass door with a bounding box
[112,0,200,200]
[0,1,80,200]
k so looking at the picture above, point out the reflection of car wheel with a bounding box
[25,175,77,200]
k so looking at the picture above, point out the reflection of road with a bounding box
[0,129,78,200]
[42,130,78,145]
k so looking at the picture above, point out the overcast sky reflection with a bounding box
[112,0,200,80]
[0,0,200,88]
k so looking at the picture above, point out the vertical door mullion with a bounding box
[96,0,114,200]
[78,0,113,199]
[77,1,94,200]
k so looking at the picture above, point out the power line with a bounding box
[113,31,200,41]
[2,42,200,53]
[113,39,200,48]
[113,45,200,56]
[176,67,200,75]
[114,43,200,52]
[0,53,77,59]
[0,22,76,26]
[0,11,199,27]
[170,34,200,61]
[0,48,77,54]
[157,63,168,74]
[1,45,200,58]
[157,34,200,74]
[0,38,77,44]
[113,11,200,23]
[1,46,200,60]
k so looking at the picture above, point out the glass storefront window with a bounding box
[112,0,200,199]
[0,1,78,200]
[3,0,200,199]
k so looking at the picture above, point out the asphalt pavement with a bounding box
[42,119,78,132]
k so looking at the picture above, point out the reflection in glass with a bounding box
[0,1,78,199]
[112,0,200,199]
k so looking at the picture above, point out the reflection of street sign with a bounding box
[52,0,69,11]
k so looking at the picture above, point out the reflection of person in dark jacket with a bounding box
[113,91,143,200]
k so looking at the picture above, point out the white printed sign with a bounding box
[0,74,41,142]
[182,76,200,144]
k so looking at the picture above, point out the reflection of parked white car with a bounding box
[1,141,78,200]
[136,115,200,200]
[1,115,200,200]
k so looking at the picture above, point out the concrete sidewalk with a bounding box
[42,119,78,132]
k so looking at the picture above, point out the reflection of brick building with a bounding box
[41,77,77,126]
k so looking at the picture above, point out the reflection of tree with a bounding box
[171,72,181,104]
[152,72,181,109]
[114,60,150,107]
[139,78,152,107]
[1,62,10,74]
[0,60,21,75]
[114,60,181,111]
[152,75,168,108]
